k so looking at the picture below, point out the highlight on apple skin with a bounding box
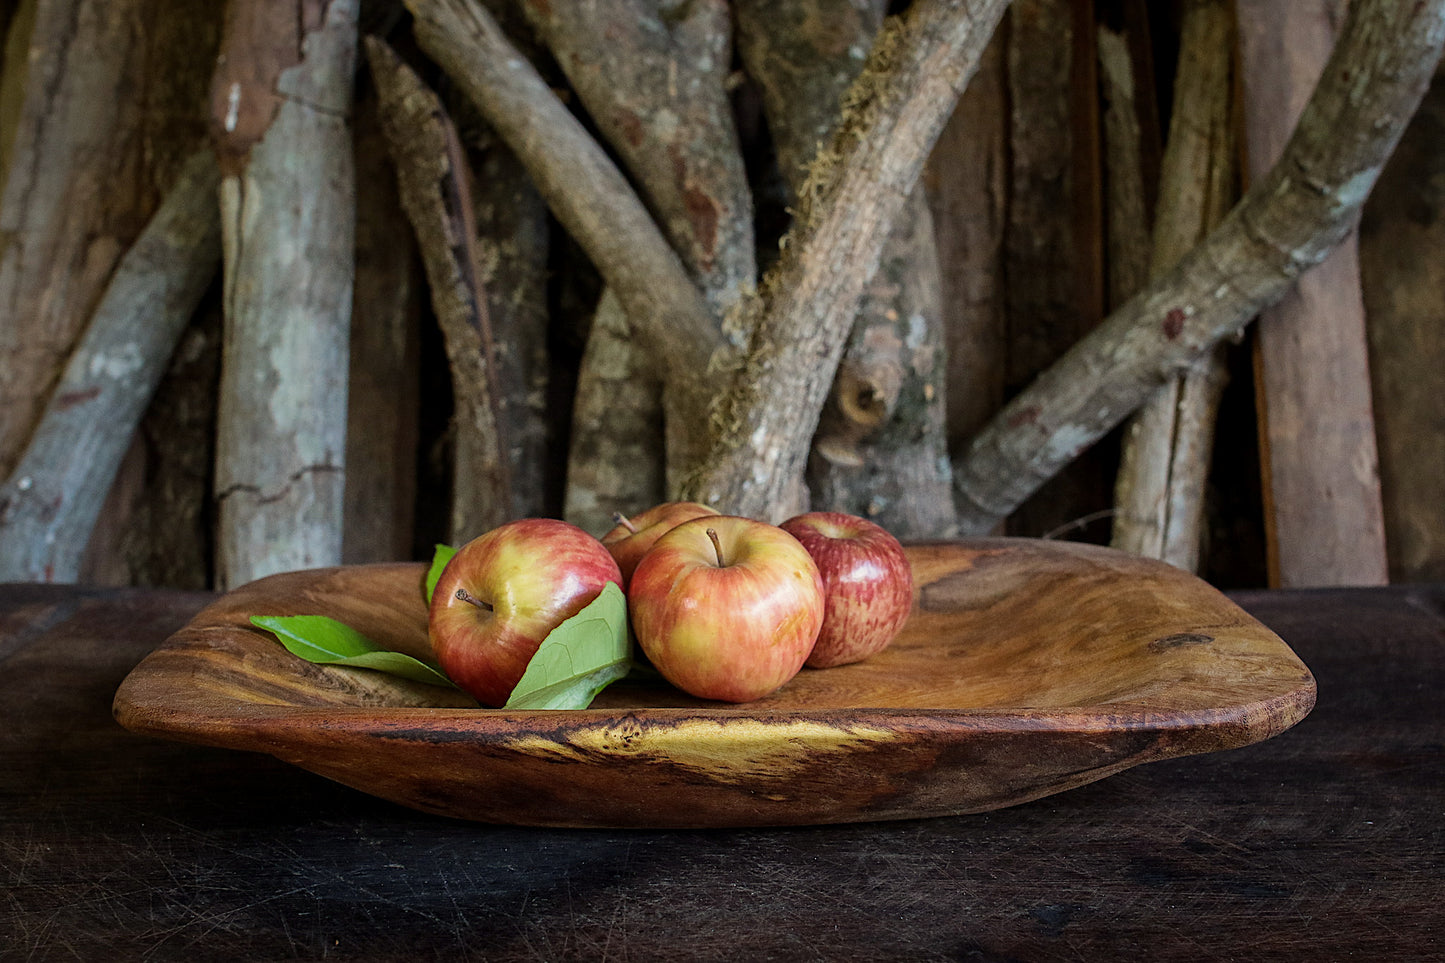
[601,501,720,587]
[627,515,825,703]
[428,517,622,707]
[779,511,914,668]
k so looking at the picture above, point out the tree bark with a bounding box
[92,295,224,589]
[683,0,1012,520]
[404,0,731,421]
[460,115,553,522]
[366,37,511,543]
[1238,0,1389,588]
[1111,0,1236,571]
[737,0,958,537]
[0,150,221,583]
[520,0,753,527]
[211,0,358,588]
[952,0,1445,536]
[0,0,174,479]
[564,290,667,531]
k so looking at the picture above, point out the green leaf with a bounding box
[251,614,458,689]
[505,581,631,710]
[425,543,458,602]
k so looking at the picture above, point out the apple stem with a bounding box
[454,587,493,612]
[612,511,638,534]
[706,527,726,567]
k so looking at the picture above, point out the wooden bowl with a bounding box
[113,539,1315,828]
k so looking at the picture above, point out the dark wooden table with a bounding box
[2,581,1441,961]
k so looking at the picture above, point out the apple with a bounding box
[779,511,914,668]
[601,501,720,587]
[429,517,622,707]
[628,515,824,702]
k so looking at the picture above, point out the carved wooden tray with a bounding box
[113,539,1315,828]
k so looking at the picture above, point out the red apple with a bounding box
[429,518,622,707]
[628,515,824,702]
[779,511,914,668]
[601,501,720,587]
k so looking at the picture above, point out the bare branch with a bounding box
[0,151,220,582]
[404,0,731,395]
[953,0,1445,534]
[366,37,512,542]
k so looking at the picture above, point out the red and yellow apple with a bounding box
[428,517,622,706]
[628,515,824,702]
[779,511,914,668]
[601,501,720,587]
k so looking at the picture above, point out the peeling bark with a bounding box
[952,0,1445,536]
[365,37,510,543]
[212,0,358,588]
[0,151,221,583]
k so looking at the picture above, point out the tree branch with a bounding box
[952,0,1445,534]
[736,0,958,536]
[683,0,1011,518]
[366,37,513,542]
[0,150,220,582]
[404,0,732,401]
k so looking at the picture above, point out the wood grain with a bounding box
[114,540,1314,828]
[1237,0,1389,588]
[5,581,1438,958]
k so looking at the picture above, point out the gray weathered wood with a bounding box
[1000,0,1109,540]
[211,0,358,589]
[0,151,220,582]
[951,0,1445,537]
[1112,0,1236,571]
[564,290,667,533]
[461,113,553,522]
[1238,0,1389,587]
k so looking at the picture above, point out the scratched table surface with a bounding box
[1,580,1441,961]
